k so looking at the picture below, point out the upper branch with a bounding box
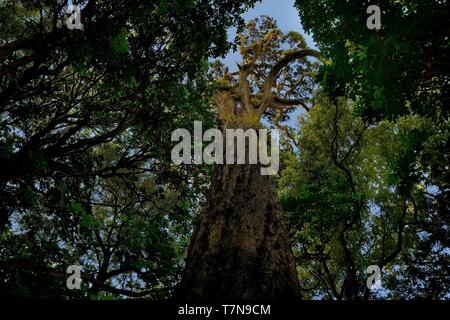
[258,48,322,115]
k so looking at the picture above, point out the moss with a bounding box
[215,91,262,129]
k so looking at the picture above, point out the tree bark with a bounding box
[176,163,300,300]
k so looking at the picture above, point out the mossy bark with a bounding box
[176,162,300,300]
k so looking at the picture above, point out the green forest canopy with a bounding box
[0,0,448,300]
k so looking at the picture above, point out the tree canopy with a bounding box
[279,94,449,299]
[295,0,449,121]
[0,0,257,299]
[0,0,448,301]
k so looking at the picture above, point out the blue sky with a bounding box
[222,0,317,71]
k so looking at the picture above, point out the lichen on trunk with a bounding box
[177,163,301,300]
[175,17,321,300]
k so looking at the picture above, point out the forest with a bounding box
[0,0,448,301]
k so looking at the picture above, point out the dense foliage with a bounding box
[0,0,256,299]
[279,95,449,299]
[295,0,449,121]
[0,0,448,300]
[280,0,450,299]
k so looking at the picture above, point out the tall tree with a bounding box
[176,17,322,300]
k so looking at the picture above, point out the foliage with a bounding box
[1,0,448,301]
[0,0,257,299]
[279,94,449,299]
[295,0,450,121]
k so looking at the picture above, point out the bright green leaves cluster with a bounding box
[288,0,449,299]
[111,28,130,56]
[295,0,450,121]
[0,0,258,299]
[279,93,449,299]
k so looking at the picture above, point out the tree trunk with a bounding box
[176,163,301,300]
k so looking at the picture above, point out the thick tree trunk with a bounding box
[176,163,301,300]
